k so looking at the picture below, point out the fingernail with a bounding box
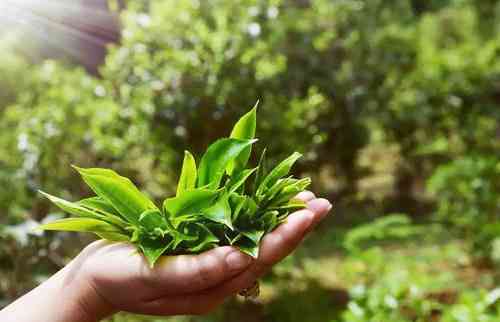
[226,251,252,272]
[307,198,332,215]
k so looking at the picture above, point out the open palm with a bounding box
[67,192,331,318]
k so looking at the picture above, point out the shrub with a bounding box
[427,156,500,261]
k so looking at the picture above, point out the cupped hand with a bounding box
[68,192,331,319]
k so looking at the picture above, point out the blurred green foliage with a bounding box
[428,156,500,262]
[1,0,500,320]
[343,214,425,252]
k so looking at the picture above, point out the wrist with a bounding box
[0,259,115,322]
[62,256,117,322]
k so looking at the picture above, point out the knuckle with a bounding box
[260,234,283,266]
[136,265,157,288]
[195,255,219,287]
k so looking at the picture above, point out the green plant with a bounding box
[427,155,500,261]
[38,106,310,266]
[343,214,423,252]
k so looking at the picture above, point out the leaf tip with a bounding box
[71,164,85,174]
[252,100,259,111]
[38,190,56,202]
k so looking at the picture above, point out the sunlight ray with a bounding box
[0,0,120,72]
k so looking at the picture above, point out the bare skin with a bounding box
[0,192,331,322]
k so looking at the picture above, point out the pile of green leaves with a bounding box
[39,106,310,266]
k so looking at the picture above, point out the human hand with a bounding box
[62,192,332,320]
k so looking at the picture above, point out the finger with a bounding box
[138,291,224,316]
[139,246,252,296]
[257,209,315,267]
[205,209,315,298]
[306,198,333,229]
[138,210,315,316]
[295,191,316,202]
[142,205,331,314]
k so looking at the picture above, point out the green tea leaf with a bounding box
[176,151,197,196]
[78,197,121,217]
[38,107,316,267]
[268,198,307,212]
[183,223,219,253]
[261,177,295,204]
[139,209,169,231]
[259,211,279,232]
[235,236,260,258]
[74,166,157,226]
[240,229,265,245]
[77,196,129,227]
[232,196,258,227]
[163,188,218,217]
[197,138,258,189]
[169,220,208,248]
[252,148,267,196]
[96,232,130,242]
[39,191,128,228]
[226,103,258,176]
[270,177,311,206]
[257,152,302,196]
[230,193,247,222]
[227,167,258,194]
[39,218,123,233]
[202,192,233,229]
[138,233,173,267]
[169,213,199,229]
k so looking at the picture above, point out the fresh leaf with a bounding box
[259,211,279,232]
[270,177,311,206]
[169,213,198,229]
[235,236,260,258]
[138,232,173,267]
[39,191,128,228]
[78,197,122,217]
[232,195,258,227]
[39,218,123,233]
[96,232,130,242]
[38,106,318,267]
[77,196,129,227]
[260,177,295,204]
[163,188,218,217]
[183,223,219,253]
[230,193,247,222]
[257,152,302,196]
[176,151,197,196]
[226,103,258,175]
[202,192,233,229]
[139,209,169,231]
[74,166,157,226]
[197,138,257,189]
[252,148,267,196]
[227,167,258,194]
[169,220,206,248]
[268,198,307,212]
[240,229,265,245]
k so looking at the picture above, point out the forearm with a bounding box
[0,259,114,322]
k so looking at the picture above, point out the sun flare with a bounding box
[0,0,120,72]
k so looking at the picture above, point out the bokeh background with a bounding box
[1,1,500,321]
